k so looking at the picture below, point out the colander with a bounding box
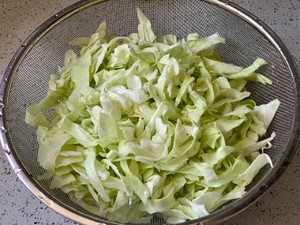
[1,0,299,224]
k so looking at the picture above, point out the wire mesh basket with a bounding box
[1,0,299,224]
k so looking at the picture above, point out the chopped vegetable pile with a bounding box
[25,9,280,224]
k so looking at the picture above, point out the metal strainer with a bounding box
[1,0,299,224]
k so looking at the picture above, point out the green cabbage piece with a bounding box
[25,9,280,223]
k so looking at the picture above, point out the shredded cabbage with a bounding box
[26,9,280,223]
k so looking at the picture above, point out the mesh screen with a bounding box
[4,0,296,224]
